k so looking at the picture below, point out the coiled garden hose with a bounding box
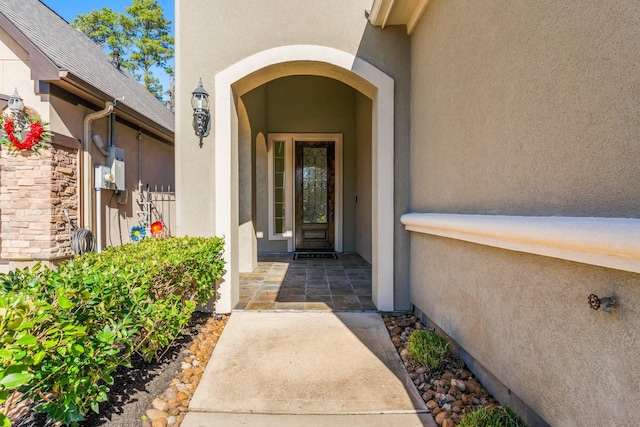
[63,209,95,255]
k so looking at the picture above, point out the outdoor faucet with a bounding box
[588,294,617,312]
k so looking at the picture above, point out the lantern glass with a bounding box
[8,88,24,112]
[191,94,203,110]
[191,79,209,111]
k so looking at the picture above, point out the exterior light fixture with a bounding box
[7,87,27,133]
[111,46,121,69]
[191,78,210,139]
[8,87,24,113]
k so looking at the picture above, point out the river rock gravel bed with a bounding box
[140,313,228,427]
[383,314,497,427]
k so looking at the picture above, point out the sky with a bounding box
[41,0,175,99]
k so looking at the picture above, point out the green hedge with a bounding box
[0,236,225,426]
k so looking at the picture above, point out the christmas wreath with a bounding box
[0,112,52,152]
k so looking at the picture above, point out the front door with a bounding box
[295,140,335,251]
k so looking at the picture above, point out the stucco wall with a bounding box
[241,85,286,254]
[410,0,640,216]
[176,0,411,309]
[0,28,50,120]
[176,0,376,239]
[50,94,175,251]
[102,123,175,248]
[237,94,258,272]
[355,92,372,263]
[411,235,639,426]
[409,1,640,425]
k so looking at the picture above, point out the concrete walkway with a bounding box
[182,311,435,426]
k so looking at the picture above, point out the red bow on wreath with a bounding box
[0,113,52,152]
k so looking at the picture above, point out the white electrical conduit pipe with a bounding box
[82,102,113,237]
[95,186,103,253]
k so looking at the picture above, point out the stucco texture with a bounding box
[411,235,639,426]
[175,0,375,239]
[48,94,175,249]
[176,0,412,309]
[410,0,640,216]
[409,1,640,425]
[102,124,175,248]
[0,27,49,120]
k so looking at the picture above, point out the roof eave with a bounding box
[368,0,430,35]
[59,73,174,144]
[0,10,60,82]
[0,11,173,144]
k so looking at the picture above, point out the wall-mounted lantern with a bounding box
[8,87,24,112]
[7,88,27,132]
[2,87,50,153]
[191,78,210,140]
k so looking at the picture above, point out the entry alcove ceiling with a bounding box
[231,61,377,99]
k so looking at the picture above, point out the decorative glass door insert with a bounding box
[302,146,328,224]
[295,141,335,250]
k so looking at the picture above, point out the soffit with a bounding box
[368,0,430,35]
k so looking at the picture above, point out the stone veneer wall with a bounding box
[0,139,78,262]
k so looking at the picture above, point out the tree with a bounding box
[125,0,174,100]
[71,0,174,101]
[71,7,128,52]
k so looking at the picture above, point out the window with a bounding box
[273,140,286,234]
[267,136,293,245]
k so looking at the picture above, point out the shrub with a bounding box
[407,330,449,370]
[459,405,528,427]
[0,236,225,426]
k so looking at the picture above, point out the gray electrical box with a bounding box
[106,147,125,190]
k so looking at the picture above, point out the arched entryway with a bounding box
[213,45,394,313]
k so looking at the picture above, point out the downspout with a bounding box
[82,102,114,235]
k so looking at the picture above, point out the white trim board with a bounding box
[401,213,640,274]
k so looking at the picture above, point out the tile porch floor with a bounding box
[236,253,376,311]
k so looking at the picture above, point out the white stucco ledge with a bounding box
[401,213,640,274]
